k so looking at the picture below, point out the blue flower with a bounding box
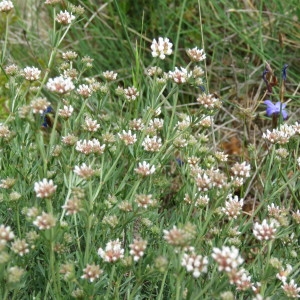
[264,100,288,120]
[41,106,54,128]
[175,158,184,166]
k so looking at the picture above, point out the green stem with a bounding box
[74,214,81,252]
[49,228,60,297]
[172,0,187,68]
[84,181,94,264]
[157,271,168,300]
[105,264,116,299]
[84,215,92,265]
[0,16,9,64]
[175,273,182,300]
[35,9,73,98]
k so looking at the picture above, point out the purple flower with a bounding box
[264,100,288,120]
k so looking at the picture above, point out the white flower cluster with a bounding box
[262,123,296,144]
[181,252,208,278]
[151,37,173,60]
[46,76,75,94]
[253,219,278,241]
[98,239,124,262]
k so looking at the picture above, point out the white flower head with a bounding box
[151,37,173,60]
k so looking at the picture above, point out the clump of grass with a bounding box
[0,1,299,299]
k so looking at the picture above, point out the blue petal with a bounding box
[264,100,276,116]
[281,110,288,120]
[275,102,286,110]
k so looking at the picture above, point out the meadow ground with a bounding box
[0,0,299,299]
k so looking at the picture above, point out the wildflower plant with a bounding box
[0,1,299,299]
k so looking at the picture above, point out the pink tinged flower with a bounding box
[34,179,57,198]
[253,219,277,241]
[231,161,251,178]
[276,264,292,282]
[181,252,208,278]
[228,268,252,291]
[231,176,245,187]
[149,118,164,129]
[142,135,162,152]
[195,173,212,192]
[118,130,137,145]
[46,76,75,94]
[0,123,11,138]
[23,66,41,81]
[75,139,105,155]
[62,197,82,215]
[199,116,212,127]
[222,194,244,220]
[194,194,210,207]
[61,134,78,145]
[168,67,192,84]
[212,246,244,273]
[163,226,189,247]
[11,239,29,256]
[124,86,139,101]
[281,279,300,298]
[81,263,103,282]
[4,64,19,75]
[186,47,206,62]
[134,161,156,176]
[135,194,155,209]
[73,163,95,179]
[34,178,57,198]
[0,225,14,244]
[129,239,147,262]
[62,51,78,61]
[30,98,51,114]
[264,100,288,120]
[82,117,100,132]
[98,239,124,262]
[0,1,14,12]
[129,118,144,131]
[103,70,118,81]
[262,124,295,144]
[293,122,300,134]
[292,210,300,224]
[26,207,39,219]
[56,10,75,25]
[77,84,92,98]
[197,93,221,109]
[33,212,56,230]
[267,203,284,219]
[146,66,163,77]
[151,37,173,59]
[58,105,74,118]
